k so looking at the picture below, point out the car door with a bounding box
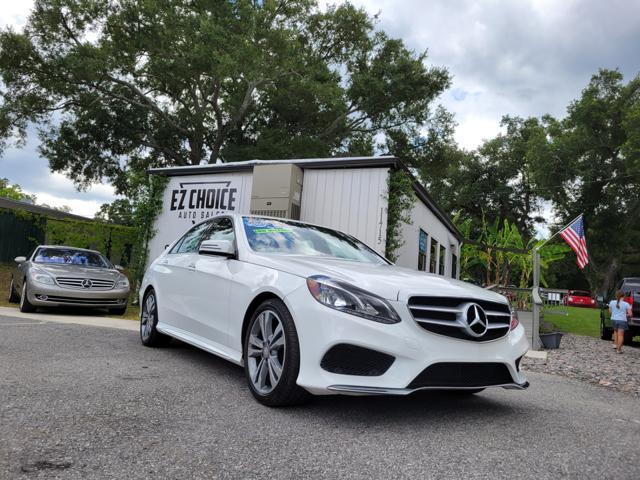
[187,217,235,347]
[157,220,213,332]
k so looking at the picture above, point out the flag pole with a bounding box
[536,213,583,251]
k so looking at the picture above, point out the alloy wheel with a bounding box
[247,309,286,394]
[141,293,156,341]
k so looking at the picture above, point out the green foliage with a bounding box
[95,199,135,226]
[456,215,568,288]
[0,0,449,196]
[385,167,415,262]
[533,69,640,294]
[128,173,169,295]
[0,177,35,202]
[45,218,136,267]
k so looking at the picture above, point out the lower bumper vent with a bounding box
[321,344,395,376]
[407,362,514,389]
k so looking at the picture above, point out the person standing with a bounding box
[609,290,632,353]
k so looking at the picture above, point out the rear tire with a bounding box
[243,298,310,407]
[140,289,171,347]
[19,281,35,313]
[8,277,19,303]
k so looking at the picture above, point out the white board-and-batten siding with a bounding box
[300,168,389,256]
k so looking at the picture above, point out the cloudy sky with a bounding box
[0,0,639,217]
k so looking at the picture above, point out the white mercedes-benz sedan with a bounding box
[139,215,529,406]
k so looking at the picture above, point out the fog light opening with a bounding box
[36,294,48,301]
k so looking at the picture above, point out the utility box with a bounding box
[250,163,303,219]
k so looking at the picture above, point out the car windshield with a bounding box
[33,247,111,268]
[572,291,591,297]
[242,217,388,265]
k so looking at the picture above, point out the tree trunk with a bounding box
[598,258,619,296]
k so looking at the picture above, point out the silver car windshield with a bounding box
[242,217,388,265]
[33,247,111,268]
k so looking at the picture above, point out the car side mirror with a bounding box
[114,265,124,272]
[14,256,26,263]
[199,239,235,258]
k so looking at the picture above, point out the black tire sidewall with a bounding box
[140,289,168,347]
[19,281,35,313]
[243,298,306,406]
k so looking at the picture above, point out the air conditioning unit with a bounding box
[250,163,303,219]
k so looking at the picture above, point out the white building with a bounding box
[148,156,462,278]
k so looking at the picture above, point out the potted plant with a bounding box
[539,321,564,349]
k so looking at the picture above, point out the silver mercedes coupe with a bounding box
[8,245,130,315]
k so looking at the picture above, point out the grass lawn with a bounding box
[543,305,601,337]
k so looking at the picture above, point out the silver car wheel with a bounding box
[247,309,286,394]
[141,293,156,341]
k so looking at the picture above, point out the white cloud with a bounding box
[24,190,104,218]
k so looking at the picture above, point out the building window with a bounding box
[418,229,428,271]
[439,244,446,276]
[429,240,438,273]
[451,247,458,279]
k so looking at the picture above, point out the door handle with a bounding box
[187,263,196,270]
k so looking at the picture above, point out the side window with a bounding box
[202,217,235,243]
[439,244,446,276]
[429,240,438,274]
[170,221,212,254]
[418,230,428,271]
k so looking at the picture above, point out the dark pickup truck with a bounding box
[600,277,640,344]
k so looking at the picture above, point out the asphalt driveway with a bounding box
[1,311,639,479]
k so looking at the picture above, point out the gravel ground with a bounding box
[524,334,640,397]
[2,313,640,479]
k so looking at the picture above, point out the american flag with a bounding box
[559,215,589,269]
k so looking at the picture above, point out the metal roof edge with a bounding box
[147,156,399,176]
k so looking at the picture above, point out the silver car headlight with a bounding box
[30,268,55,285]
[306,275,400,324]
[116,276,130,289]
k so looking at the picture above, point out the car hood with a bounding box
[33,263,122,280]
[247,254,508,303]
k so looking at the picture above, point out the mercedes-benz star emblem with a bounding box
[81,279,93,289]
[461,303,488,337]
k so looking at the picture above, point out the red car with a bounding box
[564,290,597,308]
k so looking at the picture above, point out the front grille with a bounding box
[38,295,123,305]
[56,277,115,290]
[408,362,514,389]
[408,296,511,342]
[320,344,395,376]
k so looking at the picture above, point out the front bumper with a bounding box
[284,286,530,396]
[27,282,129,308]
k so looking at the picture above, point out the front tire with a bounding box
[19,281,35,313]
[600,317,613,341]
[140,289,171,347]
[8,277,19,303]
[623,330,634,346]
[244,298,310,407]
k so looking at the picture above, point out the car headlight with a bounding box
[510,305,519,330]
[30,268,55,285]
[306,275,400,324]
[116,276,130,289]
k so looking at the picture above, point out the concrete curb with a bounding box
[0,306,138,332]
